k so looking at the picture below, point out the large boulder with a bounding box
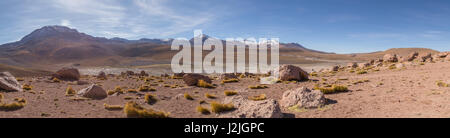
[280,87,325,109]
[182,74,212,86]
[383,54,398,62]
[0,72,22,92]
[77,84,107,99]
[274,65,308,81]
[219,96,283,118]
[52,67,80,81]
[97,71,107,80]
[139,70,149,76]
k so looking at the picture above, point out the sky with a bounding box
[0,0,450,53]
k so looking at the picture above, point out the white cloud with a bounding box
[60,19,71,27]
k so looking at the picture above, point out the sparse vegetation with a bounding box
[205,93,217,99]
[144,94,158,104]
[210,101,234,113]
[436,81,449,87]
[197,80,215,88]
[224,90,237,96]
[127,89,138,93]
[123,101,169,118]
[52,77,61,83]
[65,86,76,96]
[103,103,123,110]
[248,94,267,101]
[139,85,156,92]
[196,105,210,114]
[22,84,32,91]
[356,70,367,74]
[184,93,194,100]
[248,85,268,89]
[16,78,24,81]
[0,98,26,111]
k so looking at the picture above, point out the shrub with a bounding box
[197,80,215,88]
[171,75,183,79]
[16,78,24,81]
[65,86,76,96]
[144,94,158,104]
[221,79,239,83]
[224,90,237,96]
[205,93,217,99]
[436,81,449,87]
[184,93,194,100]
[248,85,268,89]
[103,103,123,110]
[139,85,156,92]
[310,72,318,77]
[0,98,26,111]
[22,84,32,91]
[248,94,266,101]
[196,105,210,115]
[356,70,367,74]
[210,102,234,113]
[114,86,124,94]
[123,101,169,118]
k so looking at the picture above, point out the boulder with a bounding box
[126,71,135,76]
[219,73,238,80]
[77,84,107,99]
[280,87,325,109]
[52,67,80,81]
[97,71,107,80]
[436,52,448,58]
[139,70,148,76]
[419,53,433,62]
[219,96,283,118]
[347,62,358,68]
[383,54,398,62]
[274,65,308,81]
[182,74,212,86]
[0,72,22,92]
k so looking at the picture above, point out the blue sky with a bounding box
[0,0,450,53]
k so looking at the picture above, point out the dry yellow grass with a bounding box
[221,79,239,83]
[196,105,210,114]
[0,98,26,111]
[224,90,238,96]
[197,80,215,88]
[184,93,194,100]
[52,77,61,83]
[123,101,169,118]
[205,93,217,99]
[315,85,348,94]
[248,85,268,89]
[436,81,449,87]
[22,84,32,91]
[103,103,123,110]
[210,101,234,113]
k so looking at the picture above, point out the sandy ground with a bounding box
[0,60,449,118]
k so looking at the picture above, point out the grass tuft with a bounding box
[197,80,215,88]
[221,79,239,83]
[205,93,217,99]
[123,101,169,118]
[22,84,32,91]
[65,86,76,96]
[144,94,158,104]
[436,81,449,87]
[248,85,268,89]
[210,101,234,113]
[314,85,348,94]
[104,103,123,110]
[184,93,194,100]
[196,105,210,115]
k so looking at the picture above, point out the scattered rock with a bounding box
[280,87,325,109]
[347,62,358,68]
[358,62,371,68]
[219,96,283,118]
[405,52,419,61]
[275,65,308,81]
[182,74,212,86]
[383,54,398,62]
[126,71,135,76]
[52,67,80,81]
[97,71,107,80]
[0,72,22,92]
[77,84,107,99]
[436,52,448,58]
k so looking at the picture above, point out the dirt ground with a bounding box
[0,60,449,118]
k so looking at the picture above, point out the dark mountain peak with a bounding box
[19,25,89,43]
